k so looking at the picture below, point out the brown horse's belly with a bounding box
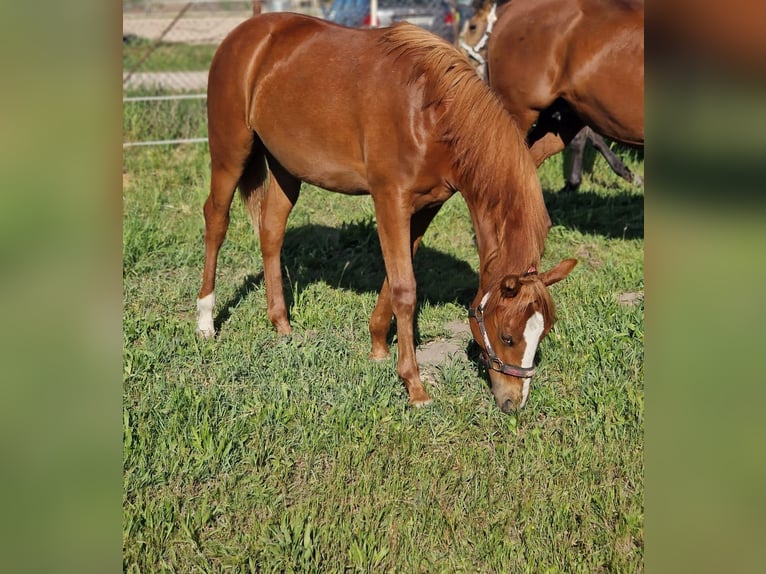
[254,121,371,194]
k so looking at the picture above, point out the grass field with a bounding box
[122,37,219,74]
[123,44,644,573]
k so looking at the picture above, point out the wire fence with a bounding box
[122,0,468,147]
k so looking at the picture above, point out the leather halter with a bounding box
[468,268,538,379]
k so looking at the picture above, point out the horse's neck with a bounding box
[463,188,544,292]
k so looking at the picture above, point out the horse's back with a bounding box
[209,13,379,117]
[207,13,445,194]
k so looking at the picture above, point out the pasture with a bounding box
[123,47,644,572]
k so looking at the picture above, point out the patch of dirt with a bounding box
[416,319,472,365]
[616,291,643,306]
[417,340,466,365]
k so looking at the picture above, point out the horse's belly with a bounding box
[257,124,371,194]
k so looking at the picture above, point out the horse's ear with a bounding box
[540,258,578,287]
[500,275,520,298]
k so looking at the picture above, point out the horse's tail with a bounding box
[238,147,269,236]
[252,0,261,15]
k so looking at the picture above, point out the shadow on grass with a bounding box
[543,188,644,239]
[279,220,478,307]
[214,272,264,333]
[214,220,479,342]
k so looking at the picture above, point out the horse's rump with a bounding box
[489,0,644,145]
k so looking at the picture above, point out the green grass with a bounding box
[123,101,643,570]
[123,37,218,74]
[123,94,207,143]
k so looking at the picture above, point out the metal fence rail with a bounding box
[123,0,468,147]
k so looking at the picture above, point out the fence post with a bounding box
[370,0,378,26]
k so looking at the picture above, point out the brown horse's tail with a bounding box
[238,151,269,236]
[252,0,261,15]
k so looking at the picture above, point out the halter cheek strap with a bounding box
[468,286,537,379]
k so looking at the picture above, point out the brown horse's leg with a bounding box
[258,157,301,335]
[527,106,584,167]
[369,204,442,361]
[530,132,568,167]
[197,131,255,338]
[369,279,394,361]
[372,197,431,406]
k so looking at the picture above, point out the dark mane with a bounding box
[378,24,549,279]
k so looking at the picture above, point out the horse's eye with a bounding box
[469,24,477,31]
[501,334,514,346]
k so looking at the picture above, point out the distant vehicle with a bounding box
[326,0,459,44]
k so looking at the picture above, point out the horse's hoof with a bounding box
[369,351,390,363]
[196,327,216,340]
[411,397,433,408]
[561,183,580,193]
[275,325,292,336]
[409,387,432,408]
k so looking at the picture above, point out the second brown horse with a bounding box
[196,13,576,412]
[463,0,644,167]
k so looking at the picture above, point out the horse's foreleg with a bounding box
[368,279,393,361]
[259,160,300,335]
[564,127,589,191]
[373,198,431,406]
[369,204,442,361]
[527,107,583,167]
[529,132,569,167]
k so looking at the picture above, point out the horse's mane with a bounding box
[487,273,557,330]
[379,24,549,277]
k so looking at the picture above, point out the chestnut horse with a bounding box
[460,0,644,167]
[196,13,576,412]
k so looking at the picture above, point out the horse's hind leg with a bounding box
[369,204,442,361]
[197,128,255,338]
[587,131,641,186]
[258,156,301,335]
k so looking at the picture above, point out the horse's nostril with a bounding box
[502,398,517,414]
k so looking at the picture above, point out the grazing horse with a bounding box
[460,0,644,168]
[196,13,576,413]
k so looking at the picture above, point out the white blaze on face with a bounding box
[520,311,544,408]
[197,292,216,337]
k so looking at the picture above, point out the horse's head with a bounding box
[470,258,577,413]
[461,3,491,47]
[459,0,498,76]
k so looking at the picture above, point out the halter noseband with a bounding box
[468,267,538,379]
